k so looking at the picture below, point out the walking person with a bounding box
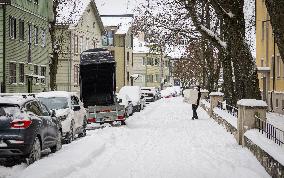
[192,86,201,120]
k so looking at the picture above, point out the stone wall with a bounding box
[244,136,284,178]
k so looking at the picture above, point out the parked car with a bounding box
[141,87,158,103]
[0,94,62,165]
[119,86,145,112]
[117,94,134,118]
[37,91,87,144]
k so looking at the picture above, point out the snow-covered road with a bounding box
[0,97,270,178]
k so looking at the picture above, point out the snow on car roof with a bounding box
[36,91,78,98]
[0,95,36,106]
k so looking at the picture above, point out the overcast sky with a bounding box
[95,0,140,15]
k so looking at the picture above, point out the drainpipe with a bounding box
[2,5,6,93]
[271,34,276,111]
[69,30,72,92]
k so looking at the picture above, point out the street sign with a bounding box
[0,0,11,5]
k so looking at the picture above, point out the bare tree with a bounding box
[49,0,80,91]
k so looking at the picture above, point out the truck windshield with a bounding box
[38,97,68,110]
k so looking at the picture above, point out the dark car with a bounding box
[0,95,62,165]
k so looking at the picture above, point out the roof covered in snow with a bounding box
[237,99,268,107]
[133,38,149,53]
[56,0,104,32]
[101,16,132,35]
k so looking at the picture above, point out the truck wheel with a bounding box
[27,137,41,165]
[51,130,62,153]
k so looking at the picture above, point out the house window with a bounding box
[86,38,89,50]
[276,99,279,108]
[132,53,133,67]
[155,74,159,82]
[42,29,46,47]
[261,58,264,67]
[74,65,79,84]
[28,24,32,44]
[80,36,83,53]
[282,100,284,110]
[34,65,38,75]
[74,35,78,53]
[127,52,129,65]
[9,63,16,84]
[9,16,16,39]
[41,66,46,84]
[19,20,24,41]
[34,26,39,45]
[277,55,281,77]
[19,63,25,83]
[155,58,159,66]
[271,56,274,78]
[127,72,129,83]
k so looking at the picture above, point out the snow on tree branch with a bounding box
[200,25,227,48]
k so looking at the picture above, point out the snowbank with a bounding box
[245,129,284,165]
[267,112,284,131]
[237,99,267,107]
[213,107,238,128]
[18,135,105,178]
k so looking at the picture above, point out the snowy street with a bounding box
[0,97,270,178]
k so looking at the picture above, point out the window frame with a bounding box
[9,62,17,84]
[19,63,25,83]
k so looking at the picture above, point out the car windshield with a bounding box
[38,97,68,110]
[0,105,20,117]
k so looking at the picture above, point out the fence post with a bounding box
[237,99,268,146]
[209,92,224,117]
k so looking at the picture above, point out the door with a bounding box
[27,77,33,93]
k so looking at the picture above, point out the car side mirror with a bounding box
[118,99,122,103]
[51,110,56,117]
[128,100,131,104]
[73,105,81,111]
[140,96,144,99]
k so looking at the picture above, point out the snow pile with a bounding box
[18,135,105,178]
[213,107,238,128]
[237,99,268,107]
[201,99,210,109]
[245,129,284,165]
[160,89,171,98]
[267,112,284,131]
[209,92,224,96]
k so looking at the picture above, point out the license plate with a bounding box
[0,140,7,147]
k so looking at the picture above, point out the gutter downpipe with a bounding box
[2,5,6,93]
[69,30,72,92]
[271,35,276,111]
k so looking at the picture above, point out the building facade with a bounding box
[101,16,133,92]
[132,36,170,89]
[256,0,284,114]
[0,0,52,93]
[56,0,104,93]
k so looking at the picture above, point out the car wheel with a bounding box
[121,120,126,125]
[78,117,87,138]
[65,120,75,144]
[51,130,62,153]
[27,137,41,165]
